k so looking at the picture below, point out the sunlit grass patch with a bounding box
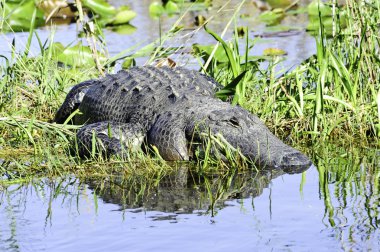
[0,0,379,187]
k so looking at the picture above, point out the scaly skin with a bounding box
[54,66,312,169]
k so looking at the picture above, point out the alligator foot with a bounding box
[75,121,145,158]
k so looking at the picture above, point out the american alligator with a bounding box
[54,66,312,169]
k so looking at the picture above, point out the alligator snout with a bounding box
[281,151,311,166]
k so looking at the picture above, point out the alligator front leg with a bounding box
[147,112,189,161]
[75,121,145,158]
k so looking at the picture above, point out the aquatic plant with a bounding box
[0,0,136,32]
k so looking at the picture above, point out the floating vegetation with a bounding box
[1,0,137,32]
[149,1,180,19]
[306,0,348,36]
[259,8,286,26]
[48,42,107,67]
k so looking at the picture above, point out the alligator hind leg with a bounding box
[54,80,97,124]
[75,121,145,158]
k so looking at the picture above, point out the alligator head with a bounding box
[148,95,312,170]
[197,105,312,169]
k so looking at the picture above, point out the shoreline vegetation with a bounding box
[0,0,379,183]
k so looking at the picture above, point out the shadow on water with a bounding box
[84,164,307,217]
[0,163,308,251]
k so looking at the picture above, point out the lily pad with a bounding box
[121,58,136,69]
[149,2,165,19]
[2,0,45,32]
[82,0,116,17]
[109,24,137,35]
[266,0,292,9]
[49,42,65,56]
[108,7,137,25]
[259,8,286,26]
[263,47,287,56]
[149,1,180,19]
[165,1,179,15]
[49,42,106,67]
[82,0,136,26]
[307,0,333,17]
[193,44,230,63]
[306,0,347,36]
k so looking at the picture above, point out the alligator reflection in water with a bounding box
[85,165,310,216]
[1,153,380,251]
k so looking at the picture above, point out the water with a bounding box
[1,156,379,251]
[0,0,315,70]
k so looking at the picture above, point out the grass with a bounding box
[205,1,380,145]
[0,0,378,185]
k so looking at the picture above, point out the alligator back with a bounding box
[73,66,221,129]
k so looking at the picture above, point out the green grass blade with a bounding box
[215,70,247,101]
[330,52,356,104]
[204,25,239,77]
[23,8,37,58]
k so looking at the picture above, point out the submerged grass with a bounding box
[314,143,380,245]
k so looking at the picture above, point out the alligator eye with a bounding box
[228,117,240,127]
